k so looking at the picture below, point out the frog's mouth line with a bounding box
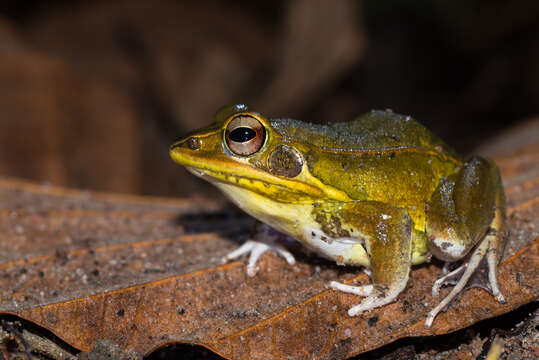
[185,165,328,205]
[186,167,241,187]
[186,166,285,192]
[172,145,307,191]
[185,167,208,178]
[172,147,284,186]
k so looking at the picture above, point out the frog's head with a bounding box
[170,104,350,203]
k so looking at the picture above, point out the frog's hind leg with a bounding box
[431,263,465,297]
[486,181,507,303]
[426,236,489,328]
[425,156,507,328]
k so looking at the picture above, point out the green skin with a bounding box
[170,104,507,328]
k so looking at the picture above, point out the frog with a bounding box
[169,104,507,328]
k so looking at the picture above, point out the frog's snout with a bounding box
[170,136,205,166]
[171,136,202,152]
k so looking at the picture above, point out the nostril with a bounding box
[187,137,201,150]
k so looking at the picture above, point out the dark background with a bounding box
[0,0,538,198]
[1,2,538,359]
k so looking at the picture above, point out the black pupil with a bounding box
[230,127,256,143]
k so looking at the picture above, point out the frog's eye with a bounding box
[225,115,265,156]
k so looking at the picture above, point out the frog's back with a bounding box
[270,110,459,159]
[270,110,463,233]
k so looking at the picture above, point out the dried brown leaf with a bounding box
[0,130,538,359]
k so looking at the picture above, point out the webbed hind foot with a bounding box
[425,232,506,329]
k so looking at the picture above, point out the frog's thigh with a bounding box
[333,202,413,314]
[425,157,507,328]
[426,156,504,261]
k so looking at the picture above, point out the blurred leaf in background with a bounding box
[0,0,538,197]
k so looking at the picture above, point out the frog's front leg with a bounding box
[224,222,296,277]
[425,156,507,328]
[326,202,413,314]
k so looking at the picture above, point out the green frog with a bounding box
[170,104,507,328]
